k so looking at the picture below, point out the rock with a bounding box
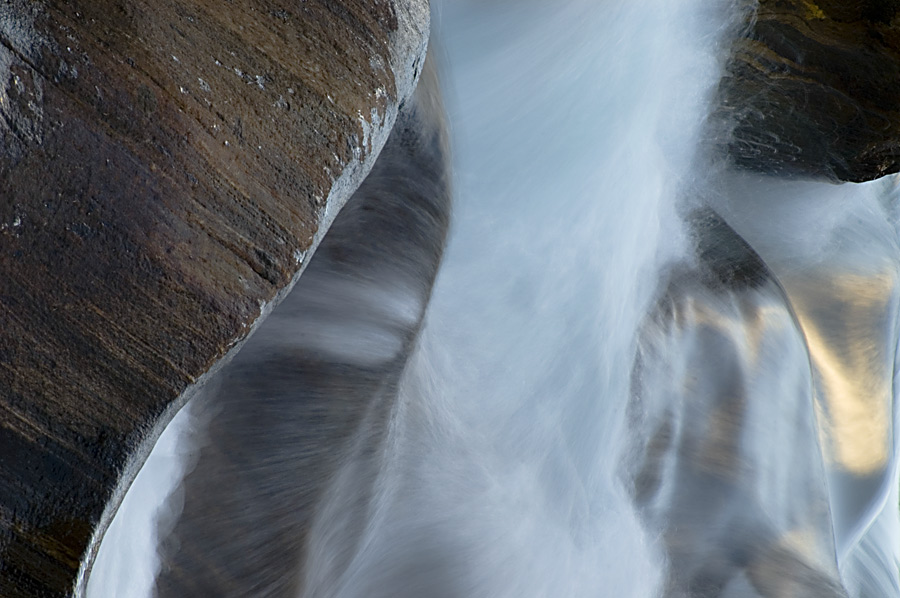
[153,51,450,597]
[0,1,429,596]
[714,0,900,182]
[627,209,848,597]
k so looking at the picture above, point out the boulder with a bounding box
[0,1,429,596]
[714,0,900,182]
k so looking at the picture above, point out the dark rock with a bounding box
[714,0,900,182]
[153,51,450,597]
[0,1,429,596]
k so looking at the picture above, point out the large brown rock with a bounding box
[715,0,900,182]
[0,1,429,596]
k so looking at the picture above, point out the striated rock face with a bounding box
[153,51,450,597]
[715,0,900,182]
[0,1,429,596]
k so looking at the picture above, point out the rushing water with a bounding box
[299,2,741,596]
[87,1,900,596]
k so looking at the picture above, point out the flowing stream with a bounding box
[87,1,900,596]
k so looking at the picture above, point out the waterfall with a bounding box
[298,1,744,596]
[711,173,900,597]
[87,1,900,597]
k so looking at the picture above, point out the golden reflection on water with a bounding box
[777,523,836,575]
[788,268,896,476]
[675,294,794,370]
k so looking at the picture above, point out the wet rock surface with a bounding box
[0,1,428,596]
[715,0,900,182]
[153,53,450,596]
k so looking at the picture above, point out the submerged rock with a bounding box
[715,0,900,182]
[627,209,849,597]
[153,50,450,598]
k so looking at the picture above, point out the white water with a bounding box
[86,401,195,598]
[87,1,900,597]
[298,2,742,596]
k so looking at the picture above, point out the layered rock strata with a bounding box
[0,2,429,596]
